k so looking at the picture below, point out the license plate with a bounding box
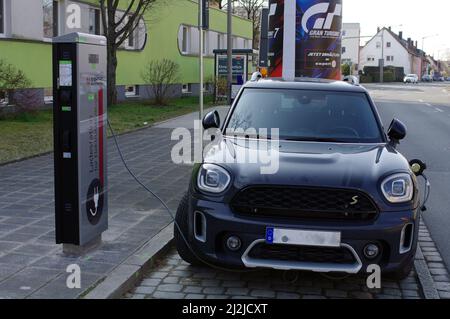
[266,228,341,247]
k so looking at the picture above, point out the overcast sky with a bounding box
[342,0,450,59]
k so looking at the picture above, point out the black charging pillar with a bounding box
[53,33,108,253]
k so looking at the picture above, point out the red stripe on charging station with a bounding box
[98,89,104,186]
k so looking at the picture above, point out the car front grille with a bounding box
[248,243,357,265]
[231,186,378,221]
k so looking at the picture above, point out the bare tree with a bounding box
[99,0,157,106]
[141,59,180,105]
[236,0,264,49]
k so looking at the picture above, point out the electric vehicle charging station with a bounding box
[52,32,108,252]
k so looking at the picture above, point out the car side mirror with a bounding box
[388,118,407,144]
[202,110,220,130]
[409,159,427,176]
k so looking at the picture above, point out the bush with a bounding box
[341,63,351,77]
[360,75,373,83]
[383,71,395,82]
[141,59,180,105]
[0,59,32,106]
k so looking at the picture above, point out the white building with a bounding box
[341,23,360,72]
[359,27,424,77]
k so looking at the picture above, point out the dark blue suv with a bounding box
[174,78,429,280]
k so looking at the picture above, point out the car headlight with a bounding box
[381,173,414,203]
[197,164,231,194]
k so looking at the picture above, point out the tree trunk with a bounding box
[107,43,118,106]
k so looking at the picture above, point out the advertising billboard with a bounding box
[268,0,342,80]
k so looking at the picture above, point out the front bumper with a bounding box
[186,194,420,274]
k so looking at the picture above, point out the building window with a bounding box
[89,8,101,35]
[0,90,7,106]
[342,30,346,37]
[182,84,192,94]
[181,26,189,54]
[217,33,223,50]
[125,85,139,97]
[367,56,375,62]
[376,42,381,49]
[43,0,58,39]
[386,55,394,62]
[342,46,346,54]
[387,42,391,48]
[0,0,4,35]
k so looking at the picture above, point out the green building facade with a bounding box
[0,0,253,104]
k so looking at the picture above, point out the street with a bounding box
[367,82,450,270]
[125,82,450,299]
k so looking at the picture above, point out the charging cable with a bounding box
[107,119,254,274]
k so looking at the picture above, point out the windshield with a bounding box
[225,88,384,143]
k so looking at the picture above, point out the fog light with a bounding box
[226,236,242,251]
[364,244,380,259]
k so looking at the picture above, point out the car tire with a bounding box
[387,257,414,281]
[174,193,204,266]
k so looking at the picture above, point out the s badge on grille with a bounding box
[350,196,359,206]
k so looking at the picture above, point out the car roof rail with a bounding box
[250,72,263,82]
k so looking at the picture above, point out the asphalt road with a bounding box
[366,82,450,272]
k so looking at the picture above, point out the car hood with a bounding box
[202,137,416,211]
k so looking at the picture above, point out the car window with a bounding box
[225,88,384,143]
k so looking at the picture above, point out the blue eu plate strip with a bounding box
[266,227,274,244]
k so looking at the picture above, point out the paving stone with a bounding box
[401,290,420,297]
[162,276,180,284]
[433,275,450,282]
[425,255,443,262]
[276,292,301,299]
[435,282,450,292]
[222,280,246,288]
[206,294,229,299]
[153,291,185,299]
[427,262,447,269]
[382,288,403,297]
[134,286,156,295]
[302,295,326,299]
[183,286,203,294]
[438,291,450,299]
[250,289,276,298]
[430,268,449,276]
[157,284,184,292]
[203,287,225,295]
[185,293,205,299]
[141,278,161,287]
[225,288,250,296]
[148,271,169,279]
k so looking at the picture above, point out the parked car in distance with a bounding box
[404,74,418,84]
[445,77,450,81]
[422,75,433,82]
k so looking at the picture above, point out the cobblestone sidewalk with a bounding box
[125,221,450,300]
[124,249,423,300]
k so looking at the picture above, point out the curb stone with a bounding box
[84,223,174,299]
[416,220,450,299]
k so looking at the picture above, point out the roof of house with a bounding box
[362,27,425,58]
